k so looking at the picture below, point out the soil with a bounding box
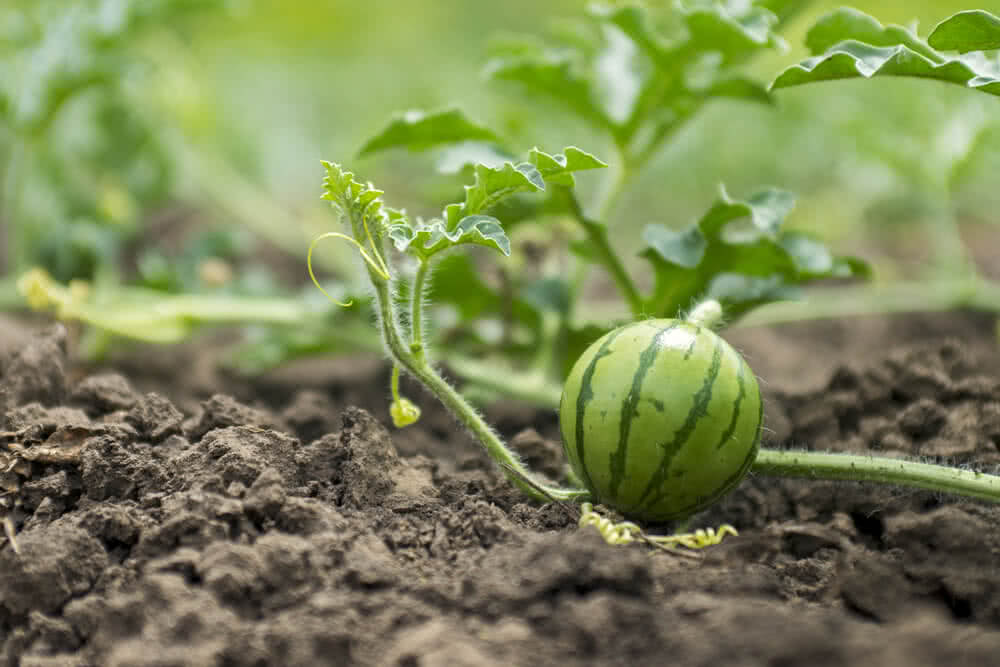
[2,310,1000,667]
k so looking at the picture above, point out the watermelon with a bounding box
[559,318,762,523]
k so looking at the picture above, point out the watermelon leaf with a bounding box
[442,161,545,231]
[388,215,511,258]
[772,8,1000,97]
[485,55,614,131]
[441,147,606,228]
[385,146,605,259]
[928,10,1000,53]
[488,2,785,157]
[527,146,607,187]
[640,186,870,319]
[357,108,503,157]
[321,161,394,234]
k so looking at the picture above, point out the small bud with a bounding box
[390,397,421,428]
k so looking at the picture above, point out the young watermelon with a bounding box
[559,318,762,523]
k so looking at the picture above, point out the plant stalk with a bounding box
[566,192,644,317]
[591,143,630,221]
[752,449,1000,504]
[361,242,586,503]
[409,259,429,360]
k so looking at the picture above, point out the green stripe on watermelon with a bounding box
[633,334,723,513]
[675,385,764,517]
[715,352,748,451]
[608,322,681,502]
[560,319,763,523]
[564,325,627,495]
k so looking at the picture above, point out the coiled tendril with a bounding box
[579,502,738,550]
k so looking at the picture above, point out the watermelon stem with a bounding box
[686,299,724,329]
[352,217,590,503]
[409,258,430,362]
[752,449,1000,504]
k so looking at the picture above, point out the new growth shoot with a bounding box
[312,158,596,503]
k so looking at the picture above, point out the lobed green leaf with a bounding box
[320,161,397,236]
[773,8,1000,98]
[527,146,607,187]
[773,41,1000,96]
[802,7,940,60]
[681,3,786,65]
[443,147,605,229]
[487,3,783,148]
[695,186,796,238]
[388,215,511,257]
[444,162,544,231]
[928,10,1000,53]
[640,186,869,319]
[485,55,613,130]
[385,147,603,259]
[356,108,502,158]
[701,75,774,105]
[590,4,670,63]
[598,2,785,65]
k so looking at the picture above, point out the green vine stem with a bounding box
[409,259,429,360]
[352,216,588,504]
[565,192,644,317]
[752,449,1000,503]
[590,143,630,221]
[376,279,588,503]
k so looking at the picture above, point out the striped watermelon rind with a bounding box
[559,319,762,523]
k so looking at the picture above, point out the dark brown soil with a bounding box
[2,311,1000,667]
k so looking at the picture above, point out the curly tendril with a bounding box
[579,502,643,545]
[647,524,739,549]
[307,231,391,307]
[579,502,738,550]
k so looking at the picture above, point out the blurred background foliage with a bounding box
[2,0,999,368]
[195,0,1000,271]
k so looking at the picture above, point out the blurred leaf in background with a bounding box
[0,0,328,346]
[1,0,235,283]
[182,0,999,280]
